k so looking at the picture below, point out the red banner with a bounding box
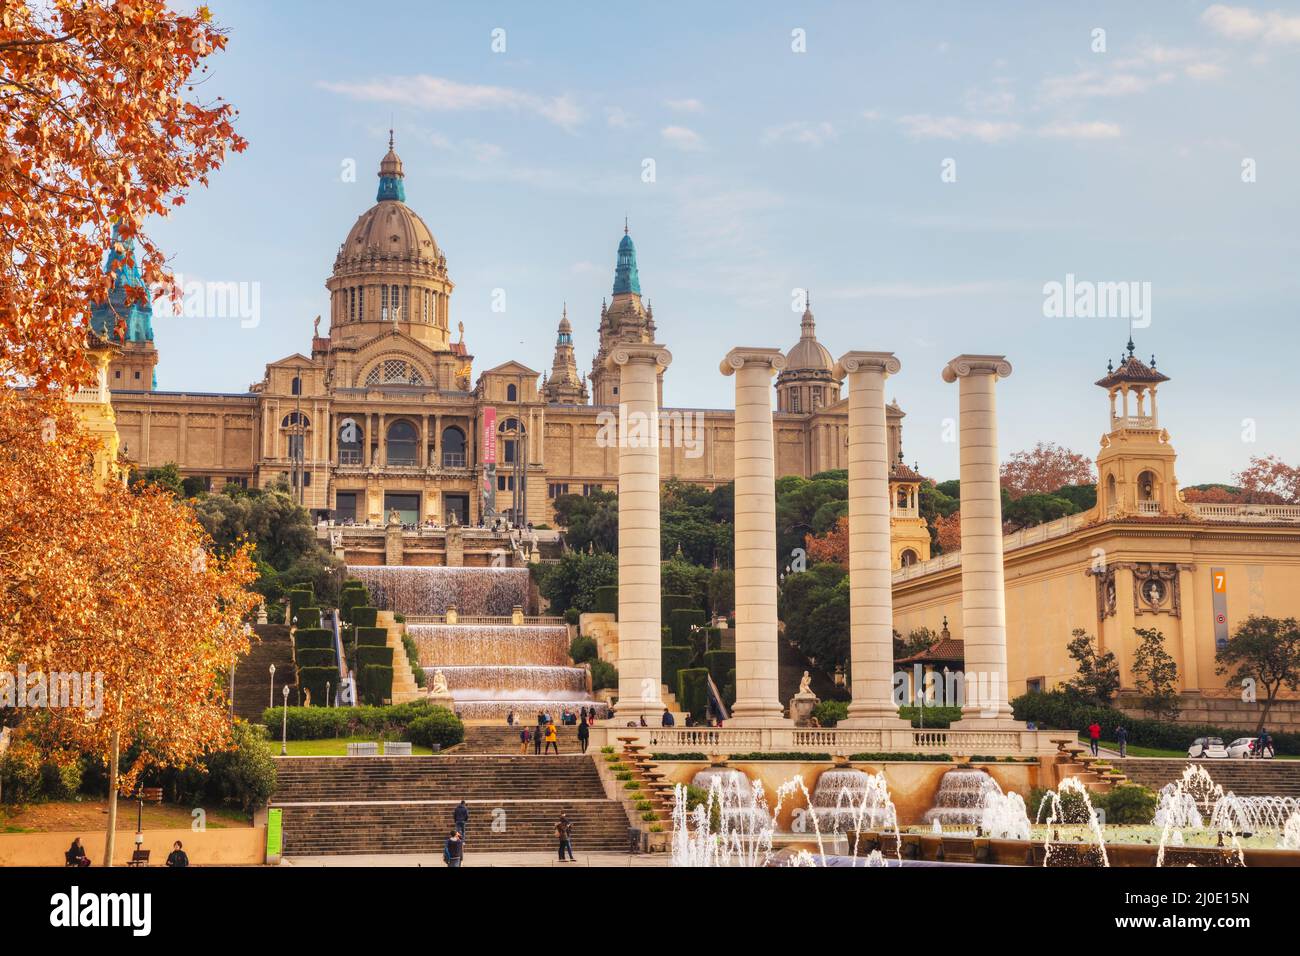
[482,406,497,464]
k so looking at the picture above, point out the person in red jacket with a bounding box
[1088,721,1101,756]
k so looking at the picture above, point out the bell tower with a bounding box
[1092,338,1189,519]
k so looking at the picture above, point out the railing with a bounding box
[638,728,765,751]
[67,384,109,404]
[1137,500,1161,515]
[604,725,1059,757]
[893,512,1088,584]
[1190,503,1300,523]
[1111,414,1157,429]
[441,452,466,468]
[338,450,362,466]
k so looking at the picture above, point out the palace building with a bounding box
[91,139,932,567]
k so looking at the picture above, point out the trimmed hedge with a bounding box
[401,633,425,687]
[351,606,378,628]
[898,705,964,729]
[404,708,465,750]
[297,666,338,706]
[676,667,710,722]
[668,607,706,649]
[295,648,337,669]
[703,650,735,691]
[356,626,390,647]
[288,587,314,617]
[294,628,334,650]
[661,646,694,690]
[359,664,393,706]
[850,752,954,762]
[812,699,848,726]
[357,645,393,668]
[340,584,368,623]
[1012,689,1299,754]
[296,606,322,629]
[594,585,618,616]
[729,752,833,762]
[661,593,693,619]
[263,701,462,741]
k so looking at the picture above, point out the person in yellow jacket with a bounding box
[544,721,559,755]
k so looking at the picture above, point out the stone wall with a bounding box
[1116,691,1300,734]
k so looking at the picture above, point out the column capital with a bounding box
[834,351,901,379]
[608,343,672,370]
[720,347,787,376]
[942,354,1012,383]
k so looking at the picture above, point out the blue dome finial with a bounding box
[377,134,406,202]
[613,226,641,296]
[89,223,154,344]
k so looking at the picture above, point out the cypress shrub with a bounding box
[340,584,368,623]
[294,628,334,650]
[590,659,618,691]
[297,666,337,706]
[594,585,618,616]
[676,667,710,723]
[661,646,694,690]
[356,626,389,647]
[295,647,337,668]
[288,587,314,616]
[669,608,707,651]
[296,606,322,629]
[357,645,393,668]
[661,593,692,620]
[569,634,597,664]
[352,606,379,628]
[359,665,394,705]
[704,650,735,691]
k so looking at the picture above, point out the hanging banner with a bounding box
[482,406,497,464]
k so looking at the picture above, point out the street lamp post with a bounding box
[281,684,290,756]
[268,663,276,711]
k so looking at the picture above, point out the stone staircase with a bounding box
[377,611,422,704]
[1112,758,1300,798]
[271,755,631,855]
[232,624,295,721]
[459,723,588,754]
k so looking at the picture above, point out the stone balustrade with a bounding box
[595,725,1061,756]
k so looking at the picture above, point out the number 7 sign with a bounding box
[1213,572,1227,593]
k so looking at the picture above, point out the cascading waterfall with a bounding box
[349,566,528,617]
[922,768,1005,827]
[351,566,599,719]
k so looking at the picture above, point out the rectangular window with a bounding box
[582,483,600,496]
[504,439,516,464]
[548,482,569,498]
[381,286,389,320]
[790,390,801,412]
[335,492,358,522]
[358,287,364,318]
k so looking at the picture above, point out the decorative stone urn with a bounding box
[256,603,268,625]
[790,669,820,727]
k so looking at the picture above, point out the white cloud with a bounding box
[761,121,838,148]
[862,108,883,122]
[1185,62,1228,79]
[1039,70,1159,102]
[897,114,1021,142]
[665,98,704,113]
[1203,4,1300,43]
[1038,120,1122,140]
[827,280,1019,300]
[661,125,706,151]
[318,75,584,130]
[605,107,633,129]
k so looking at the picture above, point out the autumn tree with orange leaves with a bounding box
[0,0,245,387]
[804,515,849,567]
[0,389,259,866]
[1234,456,1300,504]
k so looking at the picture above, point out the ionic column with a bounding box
[610,343,673,721]
[835,352,908,726]
[942,354,1016,723]
[722,348,787,725]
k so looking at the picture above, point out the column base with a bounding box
[838,701,911,729]
[958,703,1023,729]
[727,700,789,727]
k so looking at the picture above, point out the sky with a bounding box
[145,0,1300,486]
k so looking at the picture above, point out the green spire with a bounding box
[612,223,640,295]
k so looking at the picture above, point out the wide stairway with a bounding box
[233,624,294,721]
[271,755,630,855]
[457,723,591,754]
[1115,758,1300,798]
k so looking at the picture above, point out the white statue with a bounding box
[798,670,814,696]
[431,669,449,696]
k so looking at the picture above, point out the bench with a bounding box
[346,742,379,756]
[127,849,150,867]
[384,741,412,756]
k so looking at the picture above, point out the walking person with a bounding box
[1116,725,1128,758]
[1088,720,1101,757]
[453,799,470,840]
[443,829,464,868]
[555,812,576,862]
[661,707,675,727]
[544,720,559,755]
[577,715,590,754]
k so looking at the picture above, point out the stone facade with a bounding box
[103,141,924,564]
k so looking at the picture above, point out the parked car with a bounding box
[1226,737,1272,759]
[1188,737,1228,758]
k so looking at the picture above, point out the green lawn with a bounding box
[280,737,435,756]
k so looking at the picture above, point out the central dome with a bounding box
[337,201,441,272]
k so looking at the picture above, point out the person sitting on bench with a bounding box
[65,838,91,868]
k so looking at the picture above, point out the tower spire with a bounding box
[612,226,641,296]
[377,133,406,202]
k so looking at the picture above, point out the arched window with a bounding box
[281,412,309,460]
[291,376,301,396]
[280,412,310,428]
[499,417,524,464]
[441,426,466,468]
[386,420,418,466]
[338,418,363,465]
[364,359,425,386]
[507,383,518,402]
[900,549,919,567]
